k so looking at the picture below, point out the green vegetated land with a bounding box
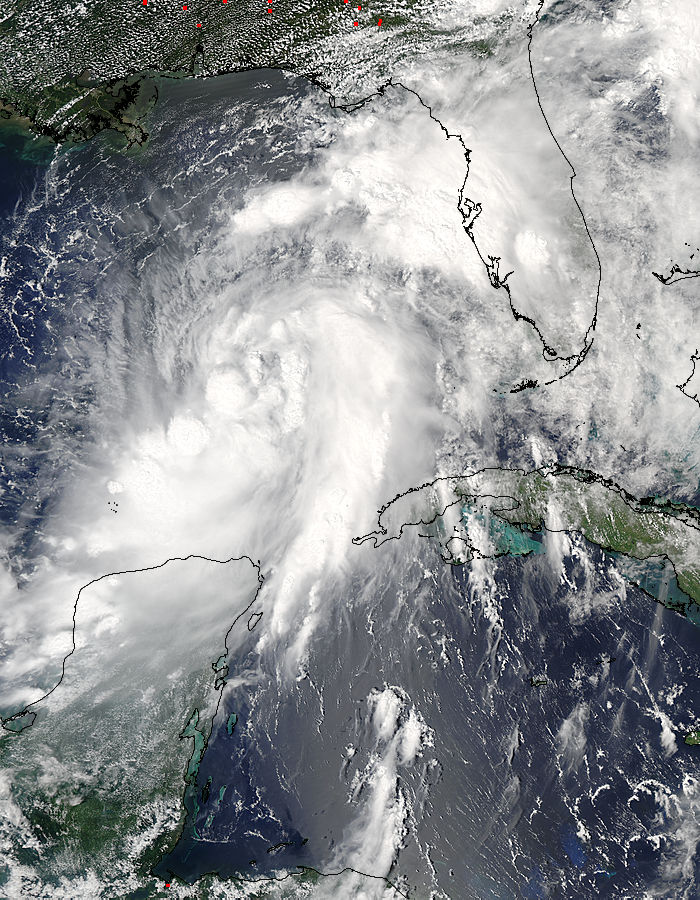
[355,464,700,620]
[0,0,515,143]
[685,726,700,746]
[0,0,414,141]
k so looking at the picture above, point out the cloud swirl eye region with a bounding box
[1,2,700,892]
[0,71,458,895]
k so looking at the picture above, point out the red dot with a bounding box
[353,19,358,24]
[377,16,381,24]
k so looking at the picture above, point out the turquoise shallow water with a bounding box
[612,553,700,625]
[0,122,55,226]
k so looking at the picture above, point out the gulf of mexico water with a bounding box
[2,62,700,900]
[159,533,700,897]
[0,120,55,224]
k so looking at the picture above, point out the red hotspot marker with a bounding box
[377,16,382,24]
[353,19,358,24]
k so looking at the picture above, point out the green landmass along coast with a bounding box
[354,465,700,622]
[685,727,700,746]
[0,0,508,144]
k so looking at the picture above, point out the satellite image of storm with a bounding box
[2,0,700,897]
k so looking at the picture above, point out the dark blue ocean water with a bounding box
[156,535,700,897]
[0,125,58,564]
[0,69,313,566]
[4,71,700,899]
[0,124,54,226]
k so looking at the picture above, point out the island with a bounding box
[354,464,700,621]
